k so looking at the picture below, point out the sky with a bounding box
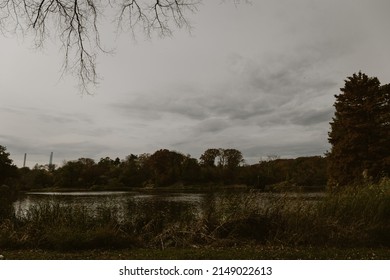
[1,0,390,167]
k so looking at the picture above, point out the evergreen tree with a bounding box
[327,72,390,188]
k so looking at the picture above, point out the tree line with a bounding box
[1,146,327,191]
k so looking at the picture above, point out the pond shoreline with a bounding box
[24,184,248,193]
[23,183,326,194]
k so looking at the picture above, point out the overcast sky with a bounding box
[2,0,390,167]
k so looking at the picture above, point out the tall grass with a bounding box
[1,181,389,250]
[314,179,390,246]
[1,202,137,250]
[266,179,390,246]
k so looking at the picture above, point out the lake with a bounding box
[13,190,325,222]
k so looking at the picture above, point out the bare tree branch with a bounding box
[0,0,205,93]
[117,0,199,39]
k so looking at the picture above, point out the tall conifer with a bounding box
[328,72,390,188]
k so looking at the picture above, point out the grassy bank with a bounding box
[1,180,390,258]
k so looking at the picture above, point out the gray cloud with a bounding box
[36,112,93,126]
[242,137,330,162]
[1,105,94,127]
[48,141,110,161]
[113,51,338,125]
[290,108,334,126]
[193,118,230,134]
[112,93,206,121]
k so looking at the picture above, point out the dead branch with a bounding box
[0,0,200,93]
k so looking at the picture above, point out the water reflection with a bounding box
[13,191,207,221]
[14,190,324,221]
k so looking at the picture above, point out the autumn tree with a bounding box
[119,154,151,187]
[181,155,201,184]
[199,148,244,184]
[55,157,100,187]
[199,148,220,167]
[289,156,327,186]
[220,148,244,169]
[200,148,243,169]
[327,72,390,188]
[147,149,187,187]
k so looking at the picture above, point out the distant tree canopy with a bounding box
[3,146,327,191]
[200,148,244,169]
[247,156,327,189]
[327,72,390,188]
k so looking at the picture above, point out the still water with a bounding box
[13,190,324,221]
[13,191,206,220]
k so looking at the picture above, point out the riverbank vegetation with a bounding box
[1,180,389,257]
[1,145,327,192]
